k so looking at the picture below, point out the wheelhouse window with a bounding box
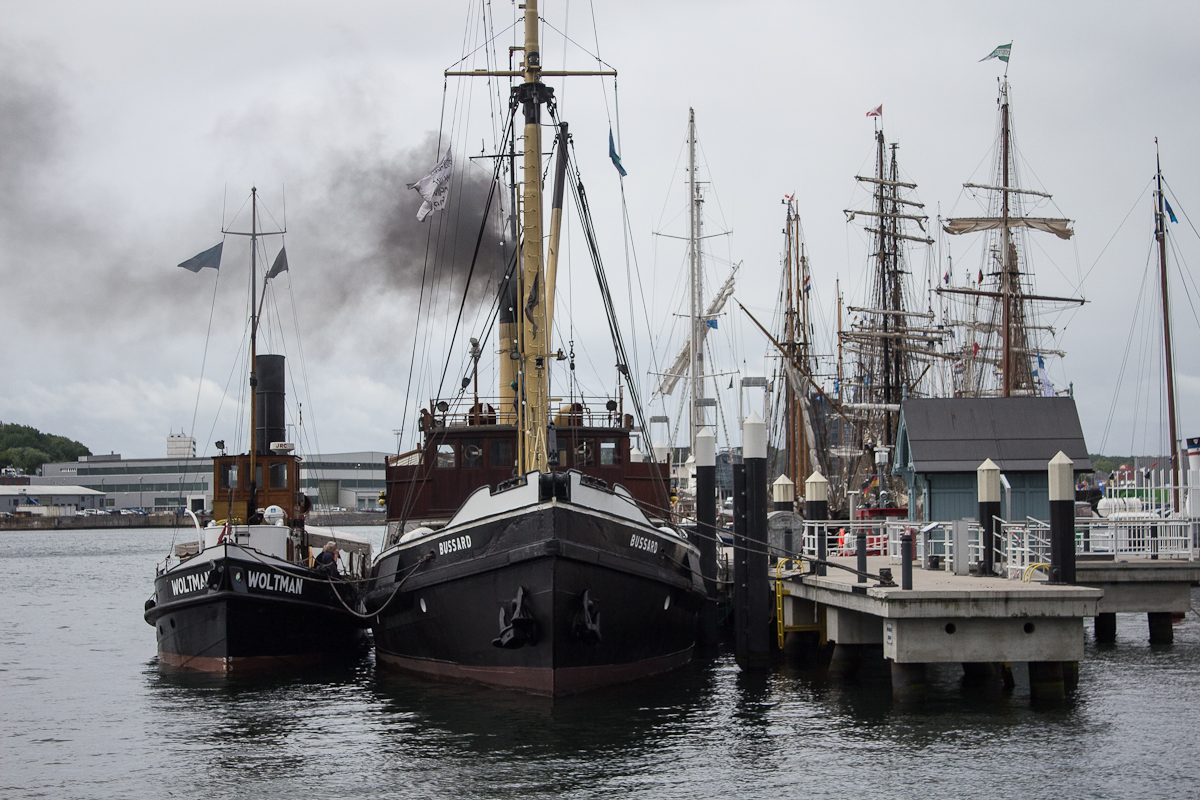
[463,439,483,468]
[220,463,238,489]
[435,443,456,468]
[574,439,594,468]
[269,462,288,489]
[600,440,620,466]
[490,438,515,468]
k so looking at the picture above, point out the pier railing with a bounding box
[794,514,1195,581]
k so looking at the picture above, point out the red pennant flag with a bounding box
[866,105,883,118]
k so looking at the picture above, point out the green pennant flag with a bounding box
[980,42,1012,63]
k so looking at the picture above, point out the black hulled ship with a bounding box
[364,0,706,695]
[144,191,372,672]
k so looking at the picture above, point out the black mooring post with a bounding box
[695,427,719,648]
[805,472,829,577]
[1048,452,1076,585]
[742,412,771,665]
[732,461,748,659]
[901,531,913,590]
[856,528,868,584]
[977,459,1002,577]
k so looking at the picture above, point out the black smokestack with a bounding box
[255,354,286,454]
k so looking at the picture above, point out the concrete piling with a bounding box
[1048,452,1076,585]
[694,427,719,648]
[901,530,913,590]
[1094,612,1117,643]
[736,412,771,666]
[1148,612,1175,645]
[890,661,927,702]
[1028,661,1067,701]
[977,459,1002,577]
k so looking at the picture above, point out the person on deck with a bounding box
[315,541,340,577]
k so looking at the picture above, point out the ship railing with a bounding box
[420,395,630,430]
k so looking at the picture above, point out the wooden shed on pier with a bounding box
[893,397,1092,522]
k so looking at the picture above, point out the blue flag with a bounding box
[608,128,627,177]
[706,319,718,330]
[177,242,223,272]
[1165,198,1178,223]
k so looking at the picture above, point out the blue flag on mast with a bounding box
[609,128,627,177]
[1165,198,1178,223]
[177,242,223,272]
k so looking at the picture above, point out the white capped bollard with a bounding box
[694,427,718,647]
[773,475,795,512]
[1048,451,1075,584]
[977,459,1002,576]
[806,471,829,576]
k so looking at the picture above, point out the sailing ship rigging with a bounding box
[841,125,944,508]
[145,188,373,673]
[365,0,706,696]
[650,109,740,510]
[938,78,1083,398]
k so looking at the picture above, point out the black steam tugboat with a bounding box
[144,191,371,672]
[363,1,706,696]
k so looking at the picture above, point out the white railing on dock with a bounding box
[792,512,1195,582]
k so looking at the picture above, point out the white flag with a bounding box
[408,147,453,222]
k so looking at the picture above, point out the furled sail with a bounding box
[943,217,1074,239]
[655,265,739,396]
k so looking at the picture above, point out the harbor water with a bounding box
[3,527,1199,799]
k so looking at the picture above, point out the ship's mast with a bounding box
[999,83,1014,397]
[688,108,705,453]
[941,79,1080,397]
[1155,142,1180,508]
[444,0,615,473]
[248,187,259,517]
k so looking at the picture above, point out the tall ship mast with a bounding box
[939,78,1082,397]
[842,124,942,507]
[365,0,706,696]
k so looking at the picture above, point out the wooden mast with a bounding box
[444,0,616,474]
[1155,141,1180,509]
[1000,84,1013,397]
[248,187,259,520]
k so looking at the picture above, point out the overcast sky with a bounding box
[2,1,1198,463]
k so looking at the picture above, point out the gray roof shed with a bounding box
[896,397,1092,474]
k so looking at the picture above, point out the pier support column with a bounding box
[1048,452,1076,585]
[805,472,829,577]
[977,459,1002,576]
[1148,612,1175,645]
[999,662,1016,689]
[1028,661,1066,701]
[736,412,771,667]
[961,662,997,687]
[828,644,864,679]
[890,661,927,702]
[1094,612,1117,644]
[1062,661,1080,692]
[695,427,719,649]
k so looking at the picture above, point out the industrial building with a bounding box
[0,485,105,515]
[36,436,389,512]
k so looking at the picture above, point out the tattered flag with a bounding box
[266,246,289,280]
[609,128,627,177]
[866,104,882,118]
[177,242,223,272]
[408,148,453,222]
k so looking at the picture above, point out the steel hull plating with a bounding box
[145,551,364,673]
[367,500,706,696]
